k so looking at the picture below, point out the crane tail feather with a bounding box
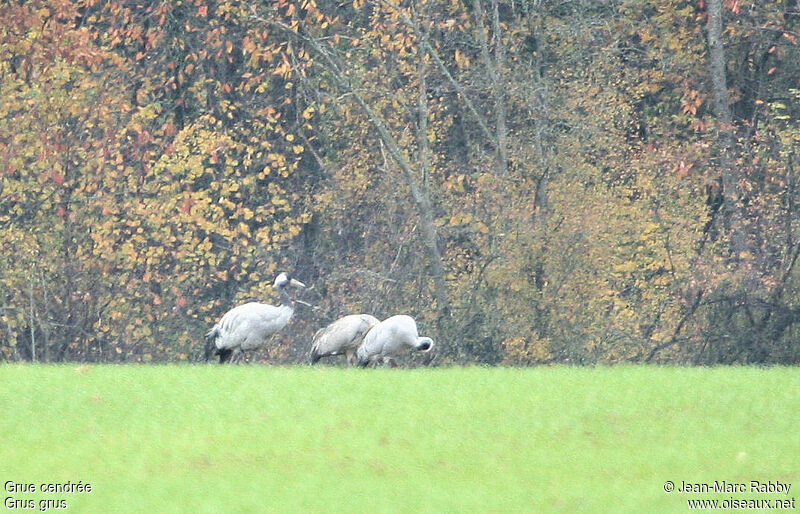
[204,326,220,362]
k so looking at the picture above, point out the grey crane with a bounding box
[309,314,380,365]
[356,314,434,367]
[204,272,306,363]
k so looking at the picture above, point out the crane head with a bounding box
[273,272,306,289]
[416,337,434,352]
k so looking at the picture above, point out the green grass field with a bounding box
[1,365,798,512]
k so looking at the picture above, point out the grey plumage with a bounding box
[356,314,434,367]
[309,314,379,365]
[204,272,306,363]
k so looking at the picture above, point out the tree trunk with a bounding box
[490,0,509,172]
[472,0,508,174]
[705,0,747,258]
[415,49,451,318]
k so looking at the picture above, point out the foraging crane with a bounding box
[356,314,434,367]
[204,272,306,363]
[309,314,380,365]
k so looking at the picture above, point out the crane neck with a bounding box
[277,285,293,309]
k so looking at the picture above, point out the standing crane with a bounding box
[204,272,306,363]
[356,314,434,367]
[309,314,380,365]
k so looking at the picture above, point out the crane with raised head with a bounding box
[204,272,306,363]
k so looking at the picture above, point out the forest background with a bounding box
[1,0,799,365]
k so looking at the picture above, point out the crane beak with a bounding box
[289,278,306,288]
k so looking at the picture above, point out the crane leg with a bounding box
[230,348,245,364]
